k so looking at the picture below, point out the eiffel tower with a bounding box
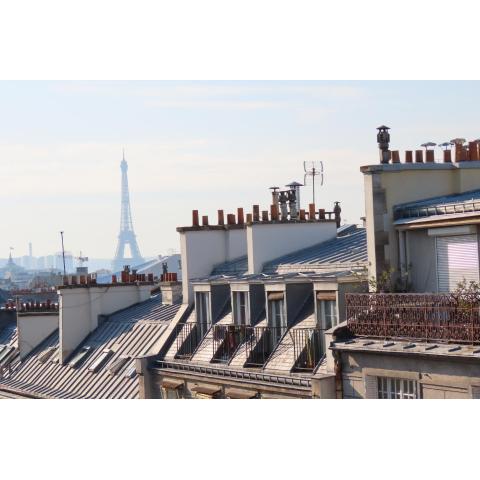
[112,151,144,272]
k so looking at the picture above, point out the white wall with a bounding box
[247,222,337,274]
[180,228,247,304]
[17,313,59,360]
[59,284,152,363]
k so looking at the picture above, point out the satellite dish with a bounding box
[303,161,324,205]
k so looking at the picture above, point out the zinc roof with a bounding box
[210,225,367,277]
[0,296,181,399]
[394,189,480,221]
[263,226,367,274]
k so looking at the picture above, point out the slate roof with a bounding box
[0,315,17,347]
[0,296,181,399]
[210,225,367,277]
[211,256,248,276]
[263,225,367,273]
[394,189,480,221]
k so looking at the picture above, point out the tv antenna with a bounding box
[303,161,324,205]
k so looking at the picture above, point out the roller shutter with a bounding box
[436,234,479,292]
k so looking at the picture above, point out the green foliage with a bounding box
[358,264,412,293]
[452,279,480,305]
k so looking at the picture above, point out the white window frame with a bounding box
[268,298,287,330]
[195,291,211,325]
[317,299,338,330]
[195,291,212,338]
[377,376,418,399]
[232,291,250,326]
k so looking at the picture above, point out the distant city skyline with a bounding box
[2,81,480,257]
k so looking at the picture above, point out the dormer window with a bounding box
[316,292,338,330]
[267,292,287,346]
[232,291,249,326]
[195,291,211,337]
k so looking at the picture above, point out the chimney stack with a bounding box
[202,215,209,226]
[425,150,434,163]
[376,125,391,164]
[237,208,244,225]
[405,151,413,163]
[334,201,342,228]
[217,210,224,225]
[308,203,316,220]
[415,150,423,163]
[270,187,280,207]
[252,205,260,222]
[192,210,199,227]
[227,214,236,225]
[443,150,452,163]
[391,151,400,163]
[470,141,479,161]
[270,204,279,221]
[262,210,269,222]
[451,139,466,162]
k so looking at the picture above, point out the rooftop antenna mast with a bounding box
[60,231,66,276]
[303,161,324,205]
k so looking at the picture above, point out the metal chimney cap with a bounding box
[285,181,303,187]
[439,142,454,150]
[269,186,280,191]
[421,142,436,149]
[377,125,390,130]
[450,138,466,145]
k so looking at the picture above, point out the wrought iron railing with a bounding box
[212,324,248,363]
[244,326,286,367]
[346,293,480,344]
[175,322,211,359]
[291,328,324,371]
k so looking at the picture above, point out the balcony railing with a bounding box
[175,322,211,359]
[346,293,480,344]
[212,324,248,363]
[244,326,286,367]
[291,328,324,372]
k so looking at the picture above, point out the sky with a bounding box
[1,80,480,259]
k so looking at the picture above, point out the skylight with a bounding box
[88,349,113,373]
[108,355,131,376]
[38,347,57,364]
[124,365,137,379]
[69,346,92,369]
[0,346,16,367]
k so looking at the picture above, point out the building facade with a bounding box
[330,130,480,399]
[138,198,368,399]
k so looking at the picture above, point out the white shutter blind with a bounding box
[364,375,378,399]
[436,234,479,292]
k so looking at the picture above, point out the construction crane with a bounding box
[76,252,89,268]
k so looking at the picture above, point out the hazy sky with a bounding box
[1,81,480,259]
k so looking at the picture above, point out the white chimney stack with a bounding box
[59,282,152,363]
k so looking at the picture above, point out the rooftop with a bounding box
[332,337,480,360]
[393,189,480,222]
[210,225,367,278]
[0,295,181,399]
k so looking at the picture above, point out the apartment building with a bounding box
[137,194,368,399]
[329,128,480,399]
[0,274,184,398]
